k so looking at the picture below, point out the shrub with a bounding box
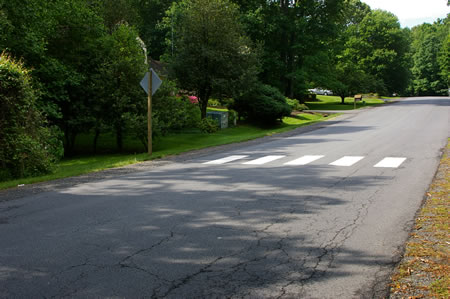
[122,112,149,150]
[0,52,63,180]
[198,117,219,133]
[228,109,238,126]
[286,97,309,111]
[208,99,220,107]
[298,103,309,110]
[232,83,292,124]
[125,80,202,149]
[147,80,201,134]
[220,98,234,108]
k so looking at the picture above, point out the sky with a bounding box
[362,0,449,28]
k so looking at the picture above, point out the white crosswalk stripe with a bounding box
[329,156,365,167]
[284,155,324,166]
[202,155,406,169]
[374,157,406,168]
[203,155,248,165]
[243,155,285,165]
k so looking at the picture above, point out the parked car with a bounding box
[308,88,333,96]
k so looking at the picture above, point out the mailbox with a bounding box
[354,94,363,101]
[353,94,363,109]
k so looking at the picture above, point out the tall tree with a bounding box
[438,34,449,93]
[136,0,177,60]
[92,0,141,33]
[1,0,148,154]
[235,0,344,98]
[354,10,411,95]
[165,0,260,119]
[0,0,108,152]
[410,19,449,96]
[328,0,373,102]
[94,25,147,152]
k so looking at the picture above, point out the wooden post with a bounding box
[354,94,362,110]
[148,69,153,155]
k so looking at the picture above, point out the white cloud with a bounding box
[362,0,449,27]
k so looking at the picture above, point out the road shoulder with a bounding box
[389,140,449,298]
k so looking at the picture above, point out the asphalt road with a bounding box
[0,97,448,298]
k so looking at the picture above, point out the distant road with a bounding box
[0,97,448,298]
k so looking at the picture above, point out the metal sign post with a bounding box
[140,69,162,156]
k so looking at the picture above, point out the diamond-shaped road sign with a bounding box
[140,68,162,95]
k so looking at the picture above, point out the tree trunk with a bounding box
[116,125,123,152]
[341,95,345,104]
[285,32,295,98]
[280,1,295,98]
[200,100,208,119]
[64,127,76,156]
[141,136,148,152]
[64,127,71,154]
[93,128,100,154]
[199,88,211,119]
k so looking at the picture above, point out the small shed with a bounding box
[206,111,228,129]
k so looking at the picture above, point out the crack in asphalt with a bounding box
[50,260,102,298]
[3,151,393,298]
[44,226,179,298]
[272,175,385,298]
[3,179,388,298]
[156,191,367,298]
[21,179,383,299]
[154,218,291,298]
[119,230,175,266]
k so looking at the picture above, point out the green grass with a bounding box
[0,153,150,190]
[380,96,401,100]
[305,95,385,110]
[0,113,330,190]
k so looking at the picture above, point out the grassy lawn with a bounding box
[380,96,402,100]
[0,113,330,190]
[305,95,385,110]
[390,139,449,298]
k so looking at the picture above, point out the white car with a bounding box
[308,88,333,96]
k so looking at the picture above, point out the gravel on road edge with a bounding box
[389,139,449,298]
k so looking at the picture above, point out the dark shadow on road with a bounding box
[0,163,394,298]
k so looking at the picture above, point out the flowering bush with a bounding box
[188,95,198,104]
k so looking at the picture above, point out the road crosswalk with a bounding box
[329,156,365,167]
[284,155,324,166]
[242,155,284,165]
[203,155,407,168]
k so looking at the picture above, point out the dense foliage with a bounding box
[329,1,411,101]
[409,17,449,96]
[151,80,200,136]
[164,0,260,119]
[124,80,201,151]
[232,83,292,123]
[0,53,63,180]
[237,0,344,99]
[0,0,448,180]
